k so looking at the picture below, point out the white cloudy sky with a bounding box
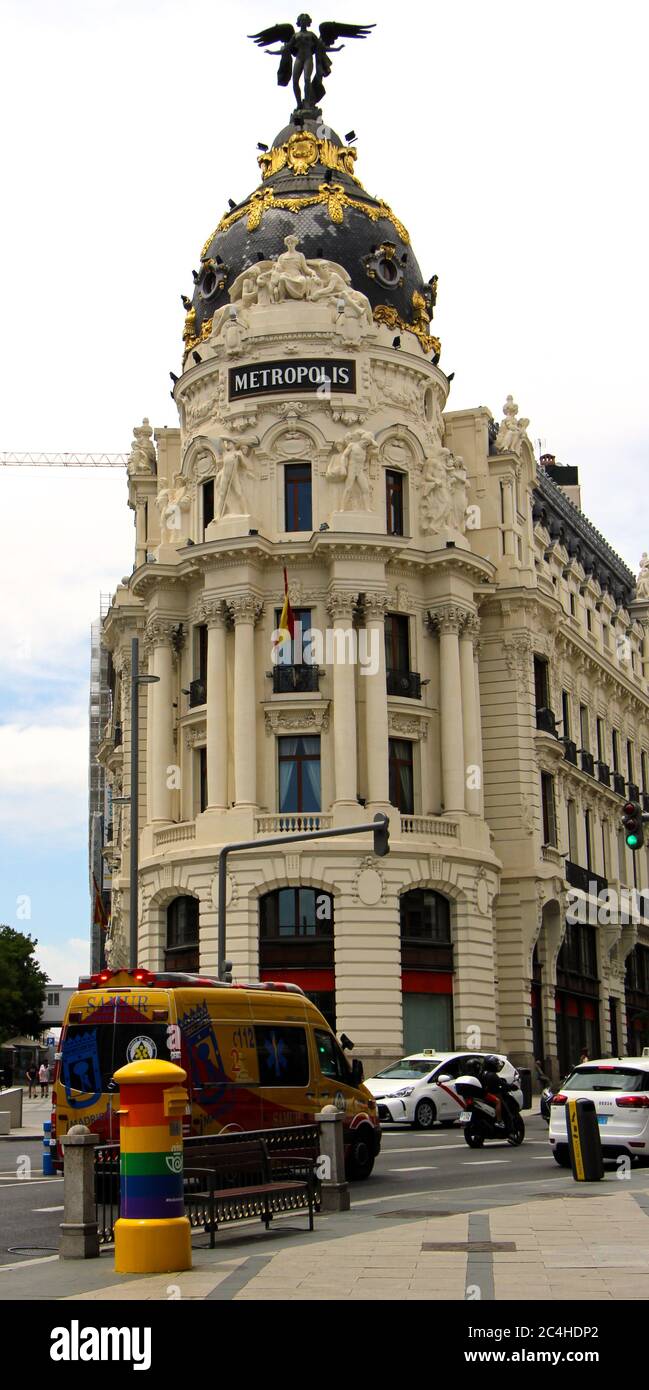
[0,0,647,984]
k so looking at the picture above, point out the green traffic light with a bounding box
[627,833,640,848]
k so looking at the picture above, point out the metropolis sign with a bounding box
[228,358,356,401]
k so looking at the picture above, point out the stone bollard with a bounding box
[317,1106,351,1213]
[59,1124,100,1259]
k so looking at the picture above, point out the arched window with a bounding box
[165,896,199,973]
[400,889,453,1053]
[259,888,335,1028]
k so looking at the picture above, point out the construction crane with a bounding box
[0,452,128,468]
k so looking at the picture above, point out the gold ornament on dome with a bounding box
[205,185,411,245]
[257,131,361,183]
[373,294,441,357]
[182,304,197,347]
[182,314,214,357]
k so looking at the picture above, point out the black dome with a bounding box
[182,116,438,357]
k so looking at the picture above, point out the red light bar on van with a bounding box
[76,969,305,995]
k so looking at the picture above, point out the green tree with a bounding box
[0,926,49,1044]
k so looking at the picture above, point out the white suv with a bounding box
[365,1050,522,1129]
[549,1058,649,1164]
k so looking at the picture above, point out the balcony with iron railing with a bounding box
[387,669,422,699]
[188,678,207,708]
[580,749,595,777]
[536,706,558,736]
[563,738,578,766]
[612,771,626,797]
[628,782,640,803]
[272,664,321,694]
[597,760,610,786]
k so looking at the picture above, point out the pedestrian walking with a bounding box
[579,1049,589,1065]
[25,1065,36,1098]
[38,1061,50,1098]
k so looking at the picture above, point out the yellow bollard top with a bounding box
[113,1059,187,1086]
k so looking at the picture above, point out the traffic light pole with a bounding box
[216,813,389,979]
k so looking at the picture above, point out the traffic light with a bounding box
[373,812,390,857]
[623,801,644,852]
[221,960,233,983]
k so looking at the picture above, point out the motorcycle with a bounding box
[451,1072,525,1147]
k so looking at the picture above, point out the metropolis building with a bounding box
[97,42,649,1081]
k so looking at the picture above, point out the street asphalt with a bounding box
[1,1111,647,1270]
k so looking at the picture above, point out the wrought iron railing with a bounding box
[386,669,422,699]
[272,664,320,694]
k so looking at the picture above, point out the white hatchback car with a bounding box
[364,1050,523,1130]
[549,1057,649,1165]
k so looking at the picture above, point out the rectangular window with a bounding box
[198,746,207,813]
[278,736,321,813]
[586,608,592,631]
[385,613,410,673]
[627,739,635,784]
[612,728,620,772]
[618,827,627,883]
[570,592,576,617]
[284,462,312,531]
[541,772,557,847]
[567,800,578,861]
[534,656,550,710]
[601,821,609,877]
[584,809,593,871]
[202,479,214,537]
[562,690,572,739]
[642,751,649,794]
[596,717,605,762]
[385,470,404,536]
[255,1025,309,1087]
[273,607,311,664]
[579,704,590,752]
[389,738,414,814]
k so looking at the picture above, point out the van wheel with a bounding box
[346,1130,375,1181]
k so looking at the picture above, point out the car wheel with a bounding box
[552,1146,571,1168]
[439,1118,458,1128]
[414,1098,437,1130]
[463,1126,485,1148]
[346,1129,375,1181]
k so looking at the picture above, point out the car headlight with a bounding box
[393,1086,415,1097]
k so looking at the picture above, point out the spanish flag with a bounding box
[272,567,295,648]
[93,873,108,932]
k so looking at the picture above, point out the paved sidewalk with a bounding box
[0,1095,52,1141]
[2,1174,649,1301]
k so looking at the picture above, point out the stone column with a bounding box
[363,592,390,807]
[201,598,228,809]
[460,613,481,815]
[229,595,262,808]
[145,619,176,823]
[59,1125,99,1259]
[502,475,516,556]
[473,636,485,817]
[429,605,465,814]
[135,502,147,568]
[326,591,358,807]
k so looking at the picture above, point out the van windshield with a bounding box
[60,1024,170,1096]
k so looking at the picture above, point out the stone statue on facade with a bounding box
[420,444,468,534]
[495,395,531,457]
[269,234,320,301]
[637,553,649,599]
[327,428,378,510]
[127,417,156,475]
[213,438,256,518]
[228,241,373,328]
[249,17,374,111]
[157,476,190,543]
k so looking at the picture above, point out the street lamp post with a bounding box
[216,814,389,979]
[129,636,159,969]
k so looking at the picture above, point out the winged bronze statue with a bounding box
[249,15,375,110]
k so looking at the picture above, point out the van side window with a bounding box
[315,1030,349,1082]
[255,1026,309,1087]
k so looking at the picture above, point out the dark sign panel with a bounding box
[229,359,356,401]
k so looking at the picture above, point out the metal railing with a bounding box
[189,678,207,708]
[94,1125,322,1245]
[387,669,422,699]
[272,664,320,694]
[536,706,558,736]
[597,760,611,786]
[613,771,626,796]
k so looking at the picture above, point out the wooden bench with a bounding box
[184,1137,316,1247]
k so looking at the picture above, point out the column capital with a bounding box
[228,594,264,626]
[427,604,467,635]
[460,612,481,642]
[326,589,357,622]
[142,617,179,654]
[363,591,389,622]
[194,595,229,629]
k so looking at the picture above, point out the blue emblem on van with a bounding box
[180,1002,230,1110]
[61,1029,102,1108]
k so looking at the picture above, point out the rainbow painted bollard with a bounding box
[113,1059,191,1274]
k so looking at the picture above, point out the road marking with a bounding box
[32,1205,64,1213]
[380,1143,464,1154]
[461,1159,509,1166]
[0,1254,59,1274]
[388,1166,437,1173]
[0,1177,63,1189]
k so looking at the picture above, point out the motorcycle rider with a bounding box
[480,1055,508,1130]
